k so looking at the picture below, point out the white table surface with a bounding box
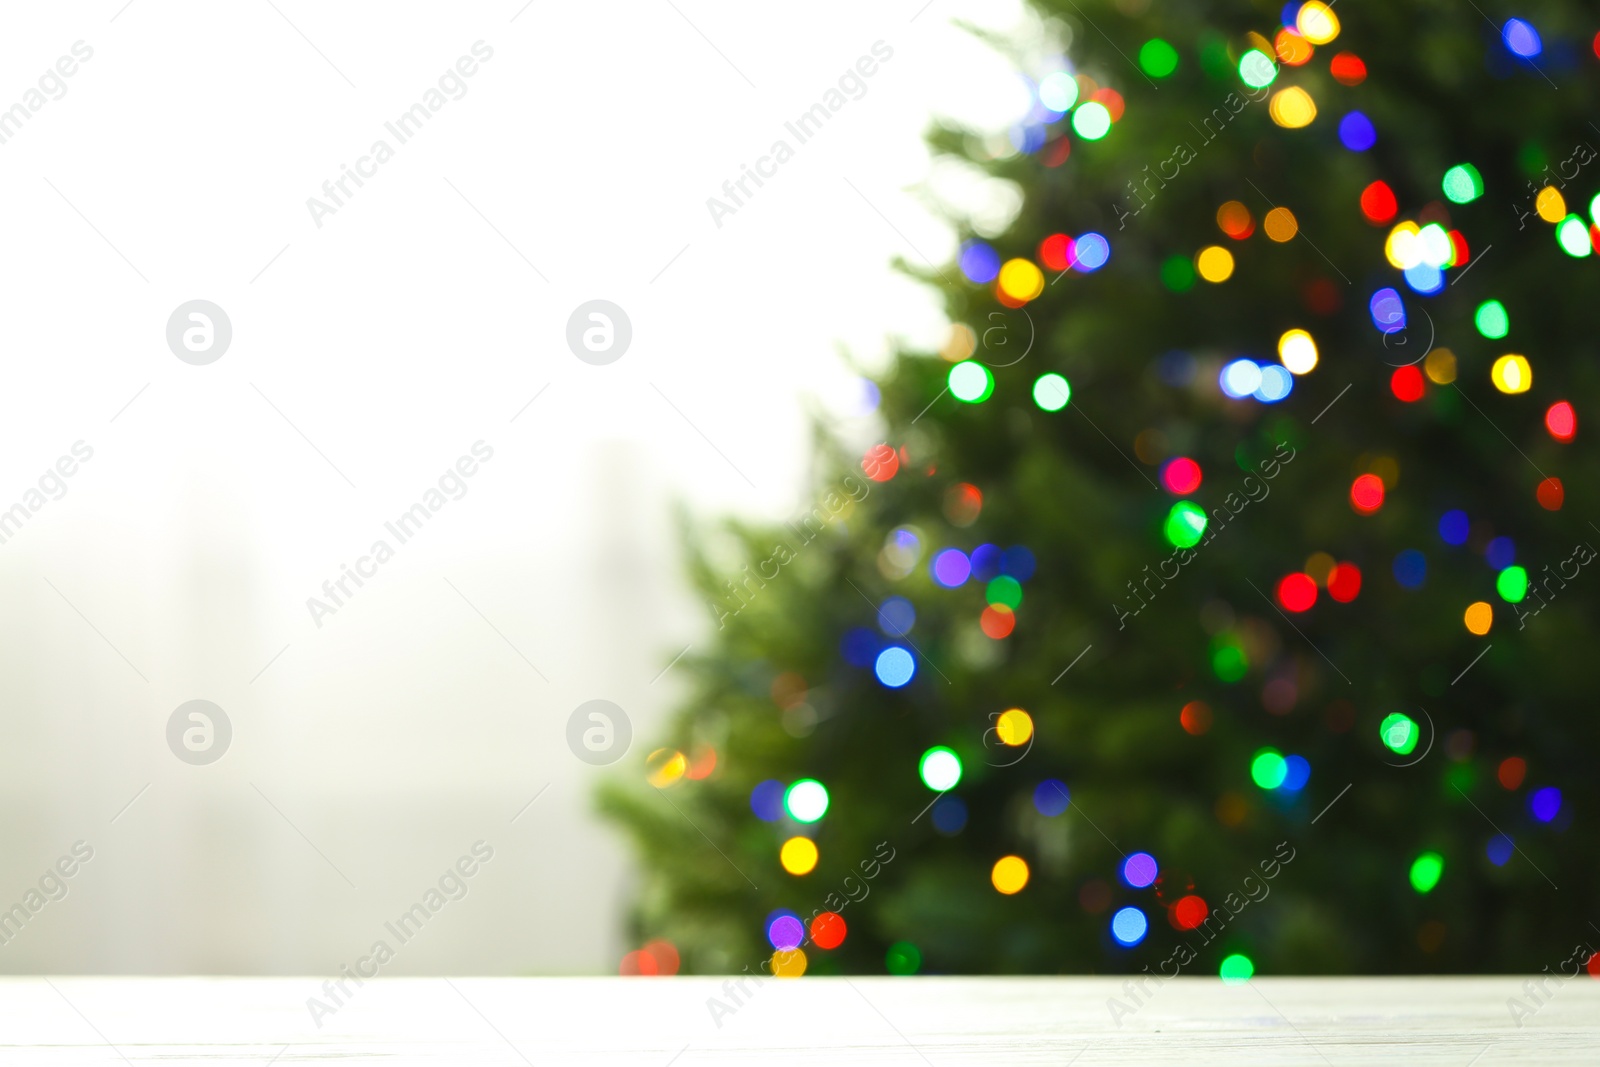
[2,976,1595,1064]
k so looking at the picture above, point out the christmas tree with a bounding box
[602,0,1600,980]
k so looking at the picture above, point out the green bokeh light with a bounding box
[783,779,830,823]
[1211,640,1247,683]
[1409,851,1444,894]
[1164,501,1208,548]
[1441,163,1484,204]
[918,746,963,791]
[1219,953,1254,984]
[1032,373,1071,411]
[1380,713,1419,755]
[1239,49,1278,89]
[1161,255,1196,291]
[1474,300,1509,340]
[986,576,1023,609]
[948,360,994,403]
[1250,748,1287,789]
[1139,38,1179,78]
[1496,565,1528,603]
[1072,101,1112,140]
[1556,215,1592,258]
[886,941,922,975]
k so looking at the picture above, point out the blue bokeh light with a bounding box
[1111,906,1149,947]
[874,646,916,688]
[1338,111,1376,152]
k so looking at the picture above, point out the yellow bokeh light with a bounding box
[1464,601,1493,636]
[996,708,1034,746]
[1296,1,1340,44]
[1384,222,1422,269]
[1424,347,1457,385]
[1263,207,1298,242]
[1278,328,1318,374]
[1268,87,1317,129]
[1195,245,1235,282]
[991,855,1030,895]
[941,323,976,363]
[1535,186,1566,224]
[780,836,819,875]
[646,748,687,788]
[998,258,1045,302]
[771,948,807,977]
[1491,354,1532,394]
[1305,551,1336,586]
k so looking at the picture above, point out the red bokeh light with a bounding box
[1039,234,1074,272]
[1448,230,1469,267]
[810,912,847,950]
[862,443,898,482]
[1330,52,1367,85]
[980,604,1015,639]
[1161,457,1203,494]
[1180,700,1213,736]
[1091,87,1125,122]
[685,744,717,781]
[644,939,680,976]
[1042,137,1072,168]
[1327,562,1362,603]
[1301,277,1342,316]
[1171,894,1210,930]
[1350,474,1385,514]
[1588,951,1600,978]
[1360,181,1398,224]
[1546,401,1576,441]
[1498,756,1527,790]
[1391,365,1426,402]
[619,949,658,976]
[1537,477,1564,511]
[1277,572,1318,612]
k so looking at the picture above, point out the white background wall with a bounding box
[0,0,1038,973]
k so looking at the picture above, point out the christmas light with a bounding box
[1442,163,1484,204]
[1072,101,1111,139]
[1251,748,1288,789]
[1139,38,1179,77]
[1409,852,1444,893]
[991,855,1030,894]
[1338,111,1375,151]
[919,746,962,791]
[1269,87,1317,128]
[1163,501,1208,548]
[1490,354,1531,394]
[874,646,916,688]
[1239,49,1278,89]
[1474,300,1509,339]
[1110,906,1148,946]
[1034,779,1071,816]
[1220,954,1255,983]
[995,707,1032,745]
[1278,329,1318,373]
[1297,1,1340,43]
[1263,207,1298,242]
[1217,201,1254,238]
[1122,852,1158,888]
[949,360,994,402]
[1196,245,1236,282]
[780,836,819,875]
[1381,712,1419,755]
[1038,71,1079,112]
[784,779,830,823]
[1546,401,1576,440]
